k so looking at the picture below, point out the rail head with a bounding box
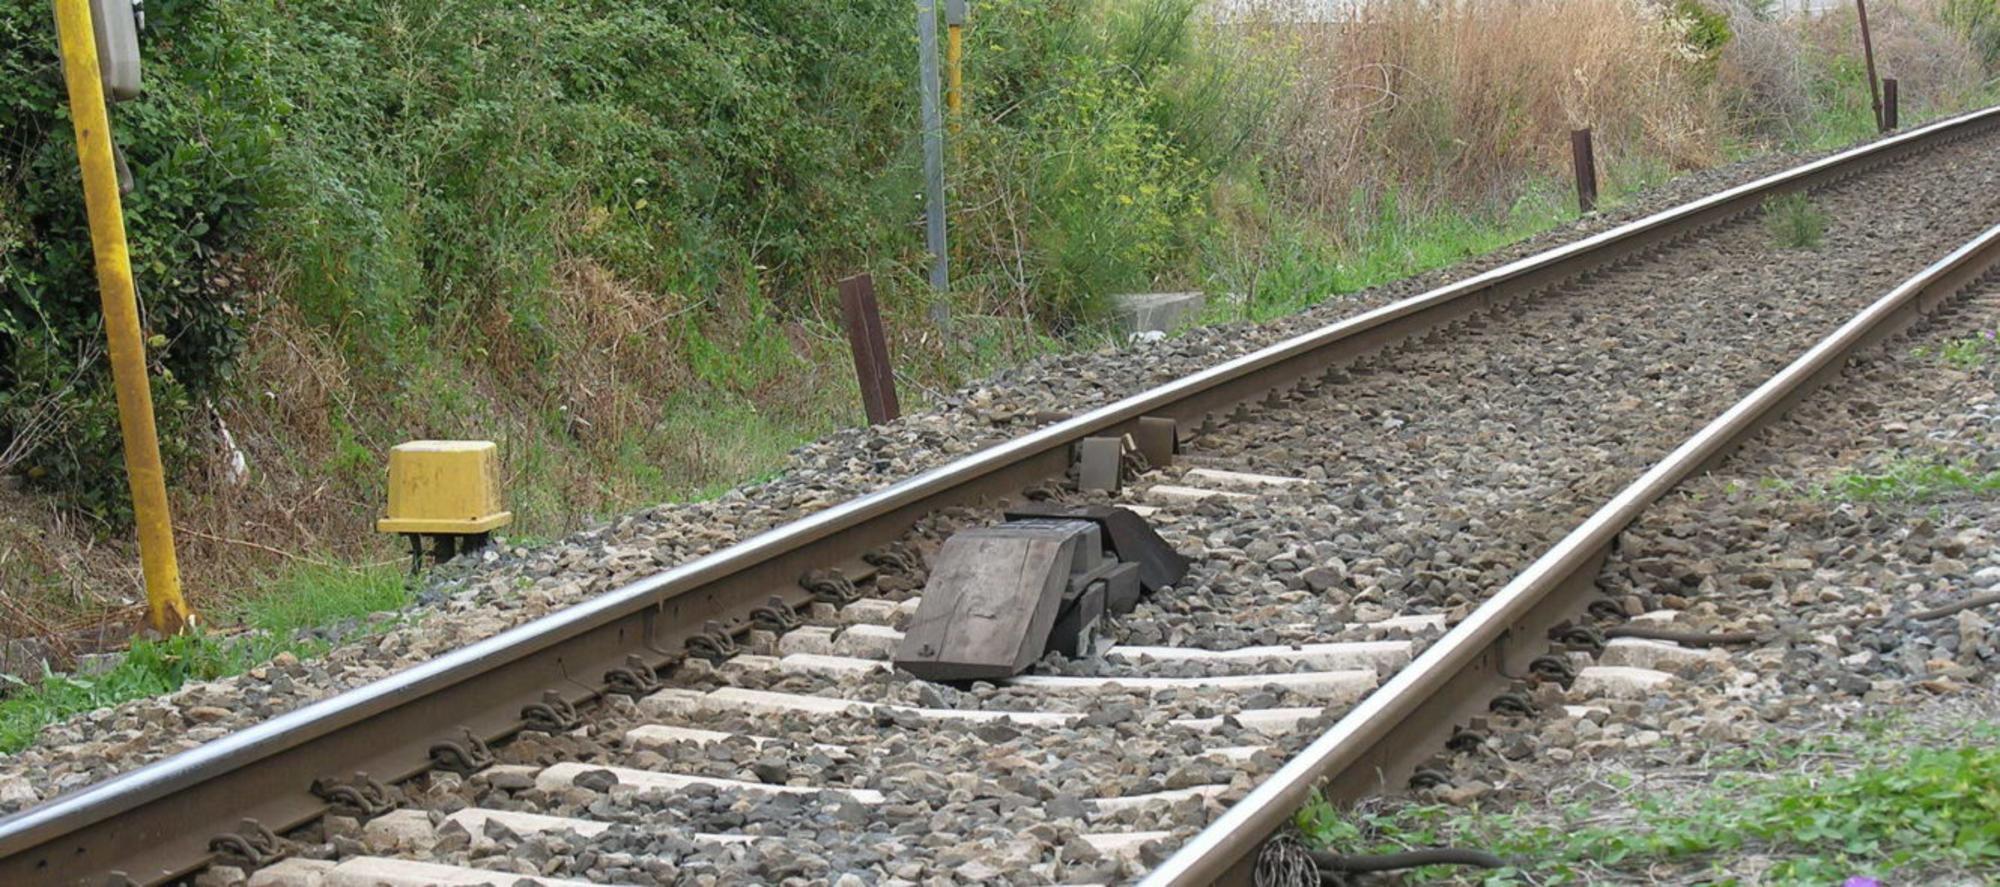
[2,103,1997,877]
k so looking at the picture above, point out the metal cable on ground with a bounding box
[1254,837,1506,885]
[1308,846,1508,873]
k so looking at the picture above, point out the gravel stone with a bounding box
[1373,264,2000,882]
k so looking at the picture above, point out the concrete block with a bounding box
[834,624,905,659]
[1571,665,1676,699]
[777,626,838,656]
[1600,637,1719,671]
[1005,669,1375,702]
[1181,468,1306,489]
[1168,707,1322,735]
[324,857,607,887]
[1144,485,1253,505]
[780,653,890,677]
[1077,436,1124,492]
[535,762,885,803]
[443,807,609,852]
[635,687,709,718]
[1089,784,1227,814]
[1110,292,1205,334]
[838,599,903,625]
[1106,640,1412,672]
[361,809,435,854]
[1080,831,1172,862]
[248,859,336,887]
[1367,614,1448,634]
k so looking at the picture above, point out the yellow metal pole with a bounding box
[946,23,964,128]
[53,0,192,634]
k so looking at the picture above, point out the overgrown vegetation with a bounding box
[2,0,1998,642]
[1297,718,2000,884]
[1826,455,2000,501]
[0,562,406,752]
[1912,327,1998,367]
[1763,191,1828,248]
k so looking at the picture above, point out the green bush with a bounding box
[260,0,916,338]
[1,0,280,523]
[3,0,1266,525]
[1674,0,1734,82]
[952,0,1271,327]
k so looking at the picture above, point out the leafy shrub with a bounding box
[1673,0,1735,82]
[254,0,912,351]
[951,0,1270,327]
[5,0,1265,526]
[1,0,280,523]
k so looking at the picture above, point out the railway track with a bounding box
[5,106,2000,887]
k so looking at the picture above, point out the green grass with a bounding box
[1763,192,1827,249]
[1912,329,1998,369]
[0,563,408,753]
[1202,184,1575,325]
[1825,456,2000,503]
[1195,154,1687,328]
[235,563,411,635]
[1296,721,2000,884]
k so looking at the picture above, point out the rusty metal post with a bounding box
[1570,128,1598,214]
[1882,78,1899,130]
[1857,0,1885,132]
[838,273,900,425]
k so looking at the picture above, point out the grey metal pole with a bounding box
[920,0,952,325]
[918,0,950,321]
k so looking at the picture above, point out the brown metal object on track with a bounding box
[1138,207,2000,887]
[840,272,901,425]
[2,106,1997,886]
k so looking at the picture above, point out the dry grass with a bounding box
[1810,0,1987,109]
[1722,0,1987,142]
[1237,0,1721,236]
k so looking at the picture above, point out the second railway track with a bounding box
[7,107,2000,887]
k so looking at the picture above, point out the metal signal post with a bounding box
[919,0,950,323]
[53,0,193,634]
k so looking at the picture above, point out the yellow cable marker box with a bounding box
[376,440,514,534]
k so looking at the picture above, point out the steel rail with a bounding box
[3,105,1997,885]
[1141,211,2000,887]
